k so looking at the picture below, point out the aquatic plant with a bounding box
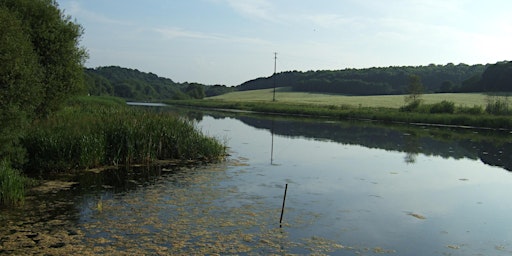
[22,105,226,173]
[0,160,30,205]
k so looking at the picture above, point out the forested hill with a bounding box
[237,63,488,95]
[84,66,233,101]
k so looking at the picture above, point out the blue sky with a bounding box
[58,0,512,86]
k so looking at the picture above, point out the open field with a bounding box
[208,88,492,109]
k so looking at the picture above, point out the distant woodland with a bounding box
[85,61,512,101]
[84,66,233,101]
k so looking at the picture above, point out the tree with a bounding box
[0,6,43,164]
[185,83,206,99]
[405,74,424,103]
[1,0,88,117]
[0,0,87,165]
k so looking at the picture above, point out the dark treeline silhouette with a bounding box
[238,63,492,95]
[84,66,233,101]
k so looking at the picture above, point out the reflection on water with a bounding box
[2,108,512,255]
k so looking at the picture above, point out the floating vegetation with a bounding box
[406,212,427,220]
[0,160,365,255]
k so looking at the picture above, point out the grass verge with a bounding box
[165,99,512,130]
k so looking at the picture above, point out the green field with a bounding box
[209,88,490,109]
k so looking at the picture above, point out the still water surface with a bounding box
[2,109,512,255]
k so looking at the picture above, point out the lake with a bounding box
[1,108,512,255]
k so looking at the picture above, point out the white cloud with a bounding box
[224,0,276,22]
[153,27,270,45]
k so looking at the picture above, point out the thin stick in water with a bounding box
[279,183,288,228]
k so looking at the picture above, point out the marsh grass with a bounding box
[22,105,226,174]
[0,160,31,205]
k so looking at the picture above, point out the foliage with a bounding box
[405,75,424,103]
[485,95,510,115]
[430,100,455,114]
[185,83,206,99]
[22,103,226,174]
[237,63,487,95]
[1,0,87,117]
[456,105,483,115]
[400,99,422,112]
[1,0,86,167]
[85,66,233,101]
[0,160,32,206]
[479,61,512,92]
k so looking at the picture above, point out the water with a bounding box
[2,110,512,255]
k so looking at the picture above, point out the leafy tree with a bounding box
[185,83,206,99]
[479,61,512,92]
[0,6,43,164]
[0,0,87,165]
[1,0,88,117]
[405,75,424,103]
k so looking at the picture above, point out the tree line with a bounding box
[237,63,499,95]
[85,66,234,101]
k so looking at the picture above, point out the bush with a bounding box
[399,99,422,112]
[457,105,483,115]
[430,100,455,114]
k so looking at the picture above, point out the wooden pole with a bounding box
[279,183,288,228]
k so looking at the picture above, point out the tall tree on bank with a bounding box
[0,0,87,164]
[1,0,88,117]
[405,74,424,103]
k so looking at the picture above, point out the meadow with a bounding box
[208,87,491,109]
[167,88,512,130]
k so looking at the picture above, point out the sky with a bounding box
[58,0,512,86]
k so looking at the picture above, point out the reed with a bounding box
[22,105,226,173]
[0,160,30,205]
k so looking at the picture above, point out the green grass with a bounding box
[0,160,32,206]
[167,89,512,129]
[209,88,490,109]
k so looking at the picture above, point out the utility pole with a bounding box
[273,52,277,102]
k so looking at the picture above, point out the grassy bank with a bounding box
[166,91,512,130]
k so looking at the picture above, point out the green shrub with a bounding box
[399,99,422,112]
[430,100,455,114]
[457,105,483,115]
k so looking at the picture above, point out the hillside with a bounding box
[83,62,512,101]
[84,66,233,101]
[238,63,488,95]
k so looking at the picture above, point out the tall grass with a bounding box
[22,105,226,174]
[0,160,31,205]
